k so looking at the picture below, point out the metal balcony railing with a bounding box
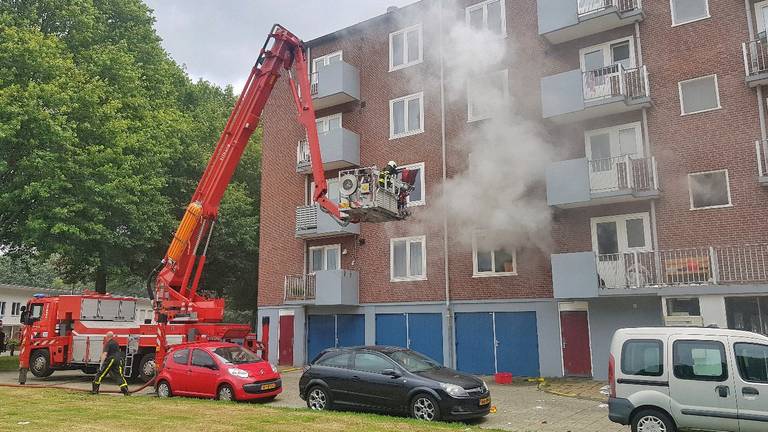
[578,0,641,16]
[310,72,319,96]
[588,155,658,194]
[296,138,311,167]
[743,39,768,78]
[597,244,768,290]
[284,273,316,301]
[583,64,649,102]
[296,204,319,232]
[757,140,768,178]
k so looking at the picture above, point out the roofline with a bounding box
[305,0,424,48]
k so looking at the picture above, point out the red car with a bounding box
[155,342,282,401]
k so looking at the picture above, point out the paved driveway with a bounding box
[0,370,626,431]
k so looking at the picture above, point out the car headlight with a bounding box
[269,363,278,373]
[481,381,489,392]
[440,382,469,398]
[228,368,249,379]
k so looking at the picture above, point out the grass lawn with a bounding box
[0,356,18,372]
[0,387,494,432]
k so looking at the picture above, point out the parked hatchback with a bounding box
[299,346,491,421]
[608,327,768,432]
[156,342,281,401]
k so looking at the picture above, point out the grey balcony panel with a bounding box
[296,128,360,173]
[295,204,359,239]
[551,252,600,299]
[312,61,360,110]
[541,69,585,119]
[315,270,359,306]
[546,158,591,207]
[538,0,644,44]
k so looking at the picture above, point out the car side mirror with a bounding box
[382,368,401,378]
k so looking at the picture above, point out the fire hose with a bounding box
[0,376,157,395]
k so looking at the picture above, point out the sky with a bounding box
[143,0,417,91]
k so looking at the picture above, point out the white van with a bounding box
[608,327,768,432]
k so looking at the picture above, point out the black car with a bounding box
[298,346,491,421]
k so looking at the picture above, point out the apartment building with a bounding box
[257,0,768,379]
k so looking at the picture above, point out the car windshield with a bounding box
[387,350,441,373]
[213,346,261,365]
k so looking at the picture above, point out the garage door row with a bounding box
[306,311,540,377]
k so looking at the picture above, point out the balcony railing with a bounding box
[583,64,649,102]
[578,0,641,16]
[743,39,768,82]
[310,73,319,96]
[297,138,311,167]
[284,273,316,301]
[588,155,658,194]
[598,244,768,290]
[757,140,768,183]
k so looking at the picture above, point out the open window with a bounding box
[688,169,731,210]
[472,231,516,276]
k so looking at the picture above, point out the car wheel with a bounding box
[411,393,440,422]
[137,353,156,383]
[632,409,676,432]
[30,350,54,378]
[307,386,331,411]
[156,380,172,398]
[217,384,235,402]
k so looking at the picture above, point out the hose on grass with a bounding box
[0,376,157,395]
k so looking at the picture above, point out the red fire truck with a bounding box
[17,25,414,384]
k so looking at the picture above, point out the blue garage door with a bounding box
[307,315,336,362]
[409,313,444,364]
[495,312,540,377]
[337,314,365,347]
[455,311,540,377]
[455,312,495,375]
[375,314,407,347]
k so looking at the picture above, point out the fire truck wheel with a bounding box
[137,353,156,382]
[30,350,54,378]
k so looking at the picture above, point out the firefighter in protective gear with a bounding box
[378,161,398,189]
[92,331,129,395]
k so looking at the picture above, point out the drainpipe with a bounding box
[438,0,454,368]
[745,1,768,166]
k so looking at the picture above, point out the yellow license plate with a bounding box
[261,383,277,390]
[479,397,491,406]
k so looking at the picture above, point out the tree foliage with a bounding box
[0,0,261,317]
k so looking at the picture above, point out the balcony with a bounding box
[283,270,359,306]
[552,244,768,299]
[742,39,768,87]
[296,128,360,174]
[311,61,360,110]
[546,155,659,208]
[538,0,644,44]
[295,204,359,239]
[756,140,768,186]
[541,65,650,123]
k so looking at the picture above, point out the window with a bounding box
[670,0,710,26]
[312,51,342,77]
[621,340,663,377]
[389,24,423,71]
[673,340,728,381]
[390,92,424,139]
[11,302,21,316]
[391,235,427,281]
[591,213,651,256]
[309,244,341,272]
[467,69,509,122]
[735,343,768,383]
[666,298,702,316]
[353,352,395,373]
[580,37,636,72]
[688,170,731,209]
[172,348,189,366]
[316,113,342,133]
[0,302,5,316]
[191,349,217,369]
[400,162,425,206]
[466,0,506,37]
[678,75,720,115]
[473,231,516,276]
[315,351,352,368]
[310,178,340,204]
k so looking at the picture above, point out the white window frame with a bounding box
[465,0,507,38]
[389,24,423,72]
[590,212,653,254]
[312,51,343,72]
[0,301,6,316]
[316,113,342,133]
[308,244,341,272]
[467,69,509,122]
[401,162,426,207]
[670,0,710,27]
[584,121,644,159]
[687,169,733,210]
[678,74,721,116]
[389,92,424,139]
[309,178,340,205]
[578,36,636,72]
[472,231,517,277]
[755,1,768,35]
[390,235,427,282]
[11,302,21,316]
